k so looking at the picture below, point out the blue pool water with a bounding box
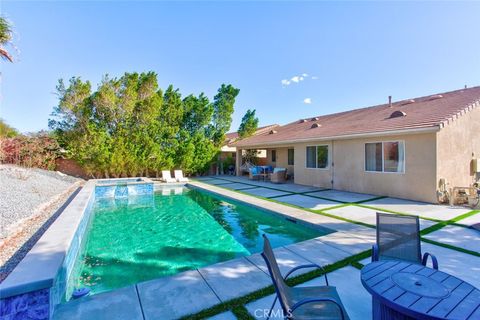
[68,186,331,295]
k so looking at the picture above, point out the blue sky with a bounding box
[1,1,479,133]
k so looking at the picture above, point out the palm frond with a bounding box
[0,47,13,62]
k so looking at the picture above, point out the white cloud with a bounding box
[281,73,316,86]
[291,76,301,83]
[303,98,312,104]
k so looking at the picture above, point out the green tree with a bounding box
[49,72,238,177]
[0,16,13,62]
[238,109,259,139]
[211,84,240,146]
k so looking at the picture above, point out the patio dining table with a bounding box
[361,261,480,320]
[258,166,271,181]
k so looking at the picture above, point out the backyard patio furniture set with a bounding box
[262,213,480,320]
[249,166,288,183]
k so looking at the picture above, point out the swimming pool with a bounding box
[67,186,330,296]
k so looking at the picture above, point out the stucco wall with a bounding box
[265,148,295,175]
[436,105,480,190]
[293,133,438,202]
[293,142,333,189]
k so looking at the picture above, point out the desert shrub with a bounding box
[0,133,62,170]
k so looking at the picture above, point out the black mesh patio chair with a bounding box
[261,234,349,320]
[372,212,438,269]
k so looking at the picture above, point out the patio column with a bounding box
[236,148,242,176]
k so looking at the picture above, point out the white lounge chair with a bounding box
[174,170,189,182]
[161,170,176,183]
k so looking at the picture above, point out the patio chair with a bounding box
[270,168,287,184]
[174,170,189,182]
[372,212,438,269]
[249,166,262,180]
[161,170,176,183]
[261,235,349,320]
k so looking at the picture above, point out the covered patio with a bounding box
[234,146,296,180]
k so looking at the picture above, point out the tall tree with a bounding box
[0,17,13,62]
[238,109,259,139]
[211,84,240,146]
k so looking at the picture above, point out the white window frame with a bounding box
[364,140,405,174]
[305,145,330,170]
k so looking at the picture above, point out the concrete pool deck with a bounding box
[14,176,479,320]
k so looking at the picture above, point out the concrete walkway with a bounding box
[424,225,480,253]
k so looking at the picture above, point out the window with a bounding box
[271,150,276,162]
[365,141,405,173]
[384,142,405,172]
[365,143,382,172]
[306,145,329,169]
[306,146,316,168]
[317,146,328,168]
[288,149,294,165]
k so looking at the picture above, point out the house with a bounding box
[233,87,480,203]
[211,124,279,175]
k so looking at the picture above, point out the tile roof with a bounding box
[234,86,480,147]
[225,124,279,145]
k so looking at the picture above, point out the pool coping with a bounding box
[95,177,153,187]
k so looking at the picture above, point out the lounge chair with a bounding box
[261,234,349,320]
[174,170,189,182]
[270,168,287,184]
[161,170,176,183]
[372,212,438,269]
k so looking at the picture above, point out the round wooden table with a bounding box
[361,261,480,320]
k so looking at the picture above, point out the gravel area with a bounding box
[0,165,84,282]
[0,164,82,239]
